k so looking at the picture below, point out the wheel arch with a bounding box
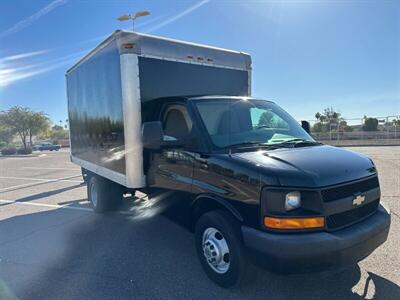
[191,194,243,230]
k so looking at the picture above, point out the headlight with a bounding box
[285,191,301,211]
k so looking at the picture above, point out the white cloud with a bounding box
[0,0,68,39]
[1,50,51,62]
[0,0,212,87]
[0,50,86,87]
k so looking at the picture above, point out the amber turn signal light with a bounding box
[122,43,135,49]
[264,216,324,229]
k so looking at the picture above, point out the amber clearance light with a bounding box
[264,216,324,229]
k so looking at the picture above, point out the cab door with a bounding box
[146,103,195,193]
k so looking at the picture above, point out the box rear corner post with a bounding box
[120,52,146,188]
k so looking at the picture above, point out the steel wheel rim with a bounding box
[90,181,98,207]
[202,227,230,274]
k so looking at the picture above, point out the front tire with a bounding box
[87,175,123,212]
[195,210,250,288]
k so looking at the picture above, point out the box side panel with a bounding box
[66,41,126,177]
[137,57,249,102]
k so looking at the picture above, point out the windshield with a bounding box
[194,98,315,149]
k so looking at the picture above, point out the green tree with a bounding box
[27,111,50,146]
[0,106,50,149]
[312,122,326,133]
[315,107,341,124]
[0,124,14,147]
[339,120,353,132]
[363,117,379,131]
[313,108,342,132]
[50,124,69,140]
[0,106,30,149]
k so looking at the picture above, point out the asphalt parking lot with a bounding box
[0,147,399,300]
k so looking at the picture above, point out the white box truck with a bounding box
[66,30,390,287]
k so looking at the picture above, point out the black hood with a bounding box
[233,145,376,187]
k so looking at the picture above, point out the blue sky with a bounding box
[0,0,399,125]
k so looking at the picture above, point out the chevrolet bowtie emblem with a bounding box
[353,195,365,206]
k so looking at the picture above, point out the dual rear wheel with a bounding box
[87,174,124,212]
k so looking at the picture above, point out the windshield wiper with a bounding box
[255,125,270,129]
[221,139,321,151]
[274,138,322,147]
[221,141,273,149]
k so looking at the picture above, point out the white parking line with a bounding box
[22,167,79,171]
[0,176,82,183]
[0,199,92,212]
[0,175,83,192]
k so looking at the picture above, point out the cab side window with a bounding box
[162,105,192,140]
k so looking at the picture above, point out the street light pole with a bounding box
[117,11,150,32]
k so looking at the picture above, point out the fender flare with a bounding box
[191,194,244,223]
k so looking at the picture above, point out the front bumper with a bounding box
[242,204,391,273]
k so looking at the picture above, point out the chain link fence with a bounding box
[304,116,400,146]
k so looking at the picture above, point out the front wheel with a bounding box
[195,210,251,288]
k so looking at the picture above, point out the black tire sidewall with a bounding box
[87,175,123,212]
[195,210,247,288]
[88,175,109,212]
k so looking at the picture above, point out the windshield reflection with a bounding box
[194,98,315,149]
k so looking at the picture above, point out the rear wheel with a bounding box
[195,210,250,287]
[81,168,88,183]
[87,175,123,212]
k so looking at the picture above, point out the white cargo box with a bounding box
[66,30,252,188]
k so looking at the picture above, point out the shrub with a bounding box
[0,141,7,149]
[17,147,33,155]
[1,147,17,155]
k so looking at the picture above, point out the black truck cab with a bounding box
[139,95,391,287]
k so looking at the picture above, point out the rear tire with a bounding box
[81,168,88,183]
[195,210,250,288]
[87,175,123,212]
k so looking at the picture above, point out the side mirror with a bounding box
[301,120,311,134]
[142,121,163,150]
